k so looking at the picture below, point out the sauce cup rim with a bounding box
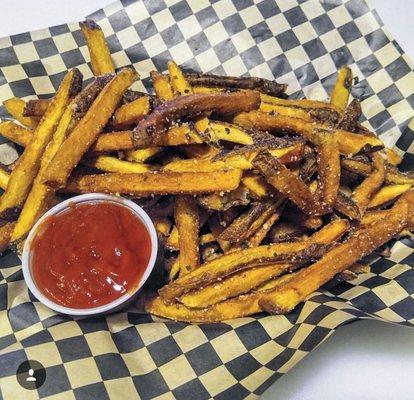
[21,193,158,316]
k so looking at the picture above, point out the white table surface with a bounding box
[1,1,414,399]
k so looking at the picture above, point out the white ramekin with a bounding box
[22,193,158,316]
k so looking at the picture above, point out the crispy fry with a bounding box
[0,121,31,147]
[65,169,243,196]
[330,66,353,111]
[246,210,282,247]
[186,72,287,96]
[352,152,385,213]
[333,191,362,220]
[198,185,250,211]
[89,130,134,153]
[3,97,40,129]
[43,68,138,189]
[341,156,372,176]
[154,218,172,237]
[259,193,413,314]
[169,196,200,279]
[268,222,306,243]
[166,225,179,250]
[180,219,349,308]
[234,111,384,156]
[260,96,341,112]
[80,19,115,75]
[194,119,253,145]
[367,184,411,209]
[0,165,9,190]
[133,91,261,147]
[241,172,274,198]
[83,156,152,173]
[23,98,51,117]
[159,241,328,303]
[151,71,174,102]
[0,222,15,253]
[384,164,414,185]
[0,69,82,220]
[109,96,151,129]
[384,148,402,166]
[336,99,361,131]
[180,144,220,159]
[168,61,193,96]
[124,147,161,162]
[12,76,111,242]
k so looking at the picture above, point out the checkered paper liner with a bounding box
[1,0,414,398]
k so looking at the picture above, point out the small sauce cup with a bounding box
[22,193,158,316]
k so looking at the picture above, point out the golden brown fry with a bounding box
[168,61,193,96]
[336,99,361,131]
[241,172,274,198]
[124,147,161,162]
[133,91,261,147]
[333,191,362,220]
[159,241,328,303]
[234,111,384,156]
[197,185,250,211]
[367,184,411,209]
[169,196,200,279]
[246,210,282,247]
[3,98,40,129]
[154,218,172,237]
[259,193,413,313]
[313,130,340,214]
[341,157,372,176]
[0,222,15,253]
[0,121,31,147]
[166,225,179,250]
[109,96,151,129]
[65,169,243,196]
[23,98,51,117]
[180,219,349,308]
[0,165,9,191]
[253,151,317,215]
[43,68,138,189]
[89,130,134,153]
[151,71,174,102]
[384,148,402,166]
[260,96,341,112]
[352,152,385,212]
[80,20,115,75]
[12,76,112,242]
[83,156,152,173]
[384,164,414,185]
[330,66,353,111]
[0,69,82,220]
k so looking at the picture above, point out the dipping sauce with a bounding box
[31,201,152,309]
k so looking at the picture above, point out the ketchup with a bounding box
[31,202,152,309]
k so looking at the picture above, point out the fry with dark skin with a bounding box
[333,191,362,220]
[259,192,414,314]
[3,97,40,129]
[23,99,51,117]
[133,91,261,148]
[0,68,82,220]
[43,68,138,189]
[80,19,115,75]
[65,169,243,196]
[330,66,353,111]
[336,99,361,131]
[0,222,15,254]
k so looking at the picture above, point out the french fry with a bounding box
[180,219,349,308]
[163,143,303,173]
[166,225,179,250]
[234,111,384,156]
[159,241,328,303]
[89,130,135,153]
[282,207,323,229]
[367,184,411,209]
[65,169,243,196]
[0,222,15,253]
[169,196,200,279]
[0,165,9,190]
[179,144,220,159]
[109,96,151,129]
[0,69,82,220]
[43,68,138,189]
[168,61,193,96]
[80,19,115,75]
[336,99,361,131]
[268,221,306,243]
[151,71,174,102]
[12,76,112,242]
[154,218,172,237]
[246,210,283,247]
[0,121,31,147]
[133,91,261,147]
[384,165,414,185]
[23,99,51,117]
[259,193,413,314]
[241,172,274,198]
[333,191,362,220]
[260,96,341,113]
[83,156,152,173]
[330,66,353,111]
[3,98,40,129]
[384,148,403,166]
[124,147,161,162]
[352,152,385,213]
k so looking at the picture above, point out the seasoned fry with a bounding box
[3,97,40,129]
[43,68,138,189]
[154,218,172,237]
[0,121,31,147]
[23,98,51,117]
[12,76,111,242]
[151,71,174,102]
[384,148,402,166]
[168,61,193,96]
[194,119,253,145]
[159,241,328,303]
[367,184,411,209]
[259,193,413,314]
[333,191,362,220]
[89,130,134,153]
[0,165,9,190]
[198,185,250,211]
[180,219,349,308]
[246,210,282,247]
[65,169,243,196]
[260,96,341,112]
[241,172,274,198]
[80,19,115,75]
[109,96,151,129]
[0,222,15,254]
[125,147,161,162]
[330,66,353,111]
[352,152,385,212]
[0,69,82,220]
[133,91,261,147]
[169,196,200,279]
[336,99,361,131]
[186,72,287,96]
[83,156,152,173]
[234,111,384,156]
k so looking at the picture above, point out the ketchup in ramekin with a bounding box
[22,194,158,315]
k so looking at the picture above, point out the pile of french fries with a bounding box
[1,20,414,323]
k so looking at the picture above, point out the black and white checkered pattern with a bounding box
[1,0,414,398]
